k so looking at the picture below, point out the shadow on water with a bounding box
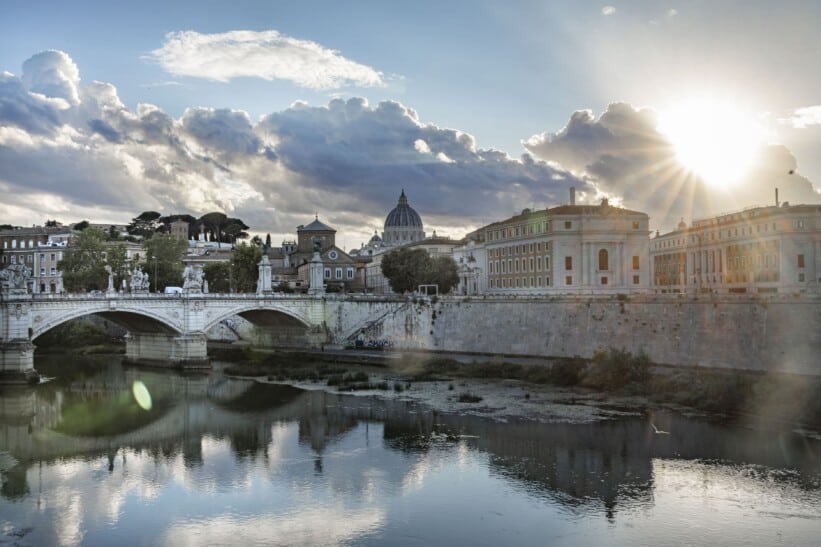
[1,354,820,524]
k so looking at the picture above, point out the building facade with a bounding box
[1,226,73,293]
[651,203,821,294]
[477,197,650,295]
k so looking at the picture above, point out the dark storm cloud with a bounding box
[259,98,591,222]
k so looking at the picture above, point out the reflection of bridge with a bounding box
[0,293,406,382]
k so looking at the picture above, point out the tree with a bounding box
[250,235,263,247]
[230,243,262,293]
[381,247,460,294]
[73,220,90,231]
[158,214,198,238]
[45,219,59,227]
[381,248,430,293]
[203,262,230,293]
[127,211,161,239]
[58,228,108,292]
[427,255,459,294]
[106,243,130,289]
[265,233,272,248]
[141,234,187,292]
[199,212,228,243]
[223,218,249,243]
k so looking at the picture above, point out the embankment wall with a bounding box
[327,296,820,375]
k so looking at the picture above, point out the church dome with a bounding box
[384,190,423,230]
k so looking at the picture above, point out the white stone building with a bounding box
[471,192,651,295]
[651,203,821,294]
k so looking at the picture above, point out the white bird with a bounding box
[651,422,670,435]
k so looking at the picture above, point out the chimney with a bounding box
[775,188,779,207]
[570,187,576,206]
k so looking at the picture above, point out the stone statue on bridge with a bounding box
[183,265,204,293]
[0,264,32,294]
[130,268,150,293]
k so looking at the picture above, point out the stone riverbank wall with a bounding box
[322,295,821,376]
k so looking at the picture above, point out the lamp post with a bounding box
[152,255,158,293]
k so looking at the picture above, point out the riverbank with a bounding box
[211,346,821,435]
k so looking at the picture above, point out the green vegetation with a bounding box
[141,233,187,291]
[380,247,459,294]
[457,392,483,403]
[203,261,231,293]
[58,228,110,292]
[230,242,263,292]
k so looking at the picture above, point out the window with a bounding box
[598,249,609,271]
[564,221,572,229]
[40,268,45,275]
[633,275,640,285]
[324,268,331,279]
[799,273,805,282]
[529,258,534,272]
[797,254,805,268]
[565,275,573,285]
[601,276,608,285]
[632,221,640,229]
[10,256,16,264]
[40,253,45,260]
[335,268,342,279]
[537,276,542,286]
[347,268,354,279]
[565,256,572,270]
[50,267,56,275]
[632,256,640,270]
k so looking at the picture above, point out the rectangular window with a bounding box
[601,276,608,285]
[324,268,331,279]
[347,268,354,279]
[529,258,534,272]
[564,221,572,229]
[10,256,16,264]
[632,221,640,229]
[530,276,535,287]
[50,253,55,261]
[633,275,640,285]
[50,267,56,275]
[546,277,550,286]
[335,268,342,279]
[565,275,572,285]
[40,253,45,260]
[40,267,45,275]
[536,257,542,271]
[797,254,805,268]
[565,256,572,270]
[537,276,542,286]
[632,256,639,270]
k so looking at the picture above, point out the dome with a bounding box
[369,231,382,243]
[384,190,423,229]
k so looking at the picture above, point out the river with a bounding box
[1,354,820,546]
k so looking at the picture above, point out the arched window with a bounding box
[598,249,609,271]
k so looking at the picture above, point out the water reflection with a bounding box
[1,355,820,545]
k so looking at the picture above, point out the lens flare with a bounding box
[132,380,152,410]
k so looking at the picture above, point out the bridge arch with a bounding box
[202,303,313,334]
[32,305,183,341]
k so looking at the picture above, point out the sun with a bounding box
[658,99,765,189]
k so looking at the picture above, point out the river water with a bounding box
[1,355,820,546]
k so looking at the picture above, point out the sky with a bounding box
[1,0,819,248]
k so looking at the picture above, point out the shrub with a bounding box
[457,392,483,403]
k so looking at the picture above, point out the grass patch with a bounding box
[457,392,483,403]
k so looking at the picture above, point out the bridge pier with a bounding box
[0,340,39,384]
[124,332,210,369]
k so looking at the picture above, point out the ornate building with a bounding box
[458,190,651,295]
[651,203,821,294]
[381,190,425,245]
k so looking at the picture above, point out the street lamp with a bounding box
[152,255,158,293]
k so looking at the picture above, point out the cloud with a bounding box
[783,105,821,129]
[148,30,385,90]
[525,103,820,230]
[602,6,616,16]
[0,50,591,244]
[21,50,81,106]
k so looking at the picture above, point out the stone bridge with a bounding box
[0,292,408,383]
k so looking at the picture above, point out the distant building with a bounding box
[651,203,821,294]
[0,226,73,293]
[170,220,189,241]
[462,190,651,295]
